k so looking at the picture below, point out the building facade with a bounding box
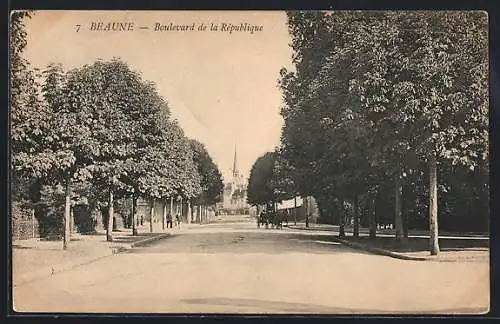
[218,146,250,215]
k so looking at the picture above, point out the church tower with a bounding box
[231,145,240,186]
[220,143,249,214]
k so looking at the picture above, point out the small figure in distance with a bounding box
[176,212,182,228]
[258,211,265,229]
[166,211,173,229]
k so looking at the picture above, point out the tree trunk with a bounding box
[181,197,184,217]
[429,154,440,255]
[180,197,183,222]
[339,218,346,238]
[170,197,173,224]
[149,199,155,233]
[402,192,409,238]
[304,197,309,228]
[132,194,138,236]
[31,209,36,239]
[339,199,345,239]
[395,174,404,241]
[369,195,376,239]
[162,199,167,230]
[353,196,360,237]
[294,196,297,225]
[69,206,74,234]
[187,200,192,224]
[106,189,114,242]
[63,181,71,250]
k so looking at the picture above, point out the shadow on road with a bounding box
[110,233,164,244]
[181,297,488,314]
[12,245,33,250]
[182,297,348,313]
[128,231,372,255]
[344,236,489,253]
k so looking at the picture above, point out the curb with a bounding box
[287,225,337,232]
[287,226,487,261]
[287,225,488,240]
[329,237,428,261]
[129,232,172,248]
[286,225,427,261]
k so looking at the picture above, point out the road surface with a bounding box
[13,216,489,314]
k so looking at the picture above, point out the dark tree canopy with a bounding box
[247,152,278,206]
[189,139,224,205]
[276,11,489,243]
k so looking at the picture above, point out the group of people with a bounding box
[164,212,183,229]
[257,210,288,230]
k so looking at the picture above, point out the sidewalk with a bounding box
[287,223,489,239]
[286,224,489,263]
[12,224,173,287]
[331,236,489,262]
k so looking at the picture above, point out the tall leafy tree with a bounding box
[247,152,278,207]
[52,60,142,241]
[271,146,297,202]
[189,139,224,206]
[10,11,86,249]
[10,11,45,208]
[280,11,488,254]
[347,12,488,253]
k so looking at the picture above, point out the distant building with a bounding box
[276,196,319,224]
[218,146,249,215]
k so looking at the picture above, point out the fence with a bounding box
[12,217,40,241]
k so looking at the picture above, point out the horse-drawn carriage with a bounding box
[257,209,287,229]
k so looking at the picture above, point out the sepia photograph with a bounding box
[10,10,489,314]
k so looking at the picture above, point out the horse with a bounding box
[268,211,283,229]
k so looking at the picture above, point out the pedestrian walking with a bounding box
[166,212,173,228]
[176,212,182,228]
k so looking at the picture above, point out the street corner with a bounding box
[129,232,173,248]
[330,237,428,261]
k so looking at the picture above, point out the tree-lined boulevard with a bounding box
[13,217,489,314]
[10,10,490,314]
[247,11,488,256]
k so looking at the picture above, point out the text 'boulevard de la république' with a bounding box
[88,22,264,34]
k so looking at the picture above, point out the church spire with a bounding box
[232,144,239,180]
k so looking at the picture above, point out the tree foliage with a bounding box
[11,44,211,242]
[278,11,489,248]
[247,152,278,206]
[189,139,224,205]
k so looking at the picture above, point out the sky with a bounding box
[22,11,295,183]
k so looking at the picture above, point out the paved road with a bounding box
[13,217,489,314]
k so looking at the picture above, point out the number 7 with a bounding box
[75,24,81,32]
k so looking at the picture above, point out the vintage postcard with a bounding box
[10,10,489,314]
